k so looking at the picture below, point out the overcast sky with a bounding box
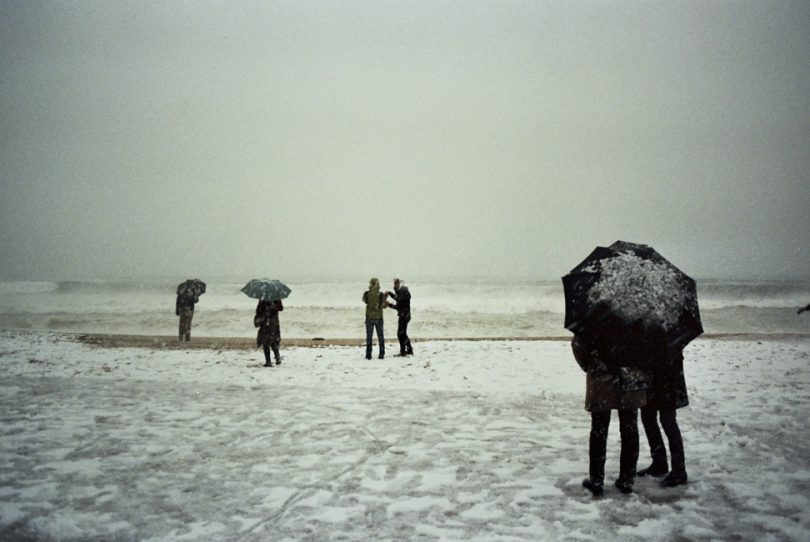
[1,0,808,281]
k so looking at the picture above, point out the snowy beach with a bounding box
[2,331,809,541]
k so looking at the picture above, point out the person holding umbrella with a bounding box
[241,279,292,368]
[571,316,649,496]
[176,279,205,341]
[255,298,284,367]
[638,341,690,487]
[363,277,386,360]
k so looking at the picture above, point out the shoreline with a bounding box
[57,331,810,350]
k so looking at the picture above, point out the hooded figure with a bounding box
[362,277,386,360]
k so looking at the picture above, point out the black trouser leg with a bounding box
[398,313,412,354]
[641,407,669,467]
[618,408,639,482]
[660,409,685,474]
[589,411,610,485]
[397,314,408,354]
[262,344,271,363]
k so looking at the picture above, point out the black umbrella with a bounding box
[563,241,702,351]
[241,278,291,301]
[177,278,206,299]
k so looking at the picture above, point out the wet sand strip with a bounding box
[72,332,810,351]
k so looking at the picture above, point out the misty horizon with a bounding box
[2,2,808,282]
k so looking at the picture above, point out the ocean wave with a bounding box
[0,281,60,295]
[55,280,177,294]
[697,280,810,310]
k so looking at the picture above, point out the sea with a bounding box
[0,277,809,339]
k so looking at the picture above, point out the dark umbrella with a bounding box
[562,241,702,351]
[241,278,291,301]
[177,278,206,299]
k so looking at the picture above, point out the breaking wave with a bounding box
[1,277,809,337]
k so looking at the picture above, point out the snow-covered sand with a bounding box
[1,331,809,541]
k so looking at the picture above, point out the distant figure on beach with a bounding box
[176,293,197,341]
[386,278,413,357]
[363,277,386,360]
[572,321,648,496]
[798,304,810,314]
[638,335,690,487]
[255,299,283,367]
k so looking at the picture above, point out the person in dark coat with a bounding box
[175,293,197,341]
[638,345,690,487]
[363,277,386,360]
[386,278,413,356]
[572,320,649,497]
[255,299,283,367]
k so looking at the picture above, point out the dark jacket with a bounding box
[387,286,411,316]
[255,299,283,347]
[645,349,689,410]
[176,295,196,316]
[572,335,648,412]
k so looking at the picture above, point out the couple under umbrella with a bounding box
[564,241,702,496]
[242,279,291,367]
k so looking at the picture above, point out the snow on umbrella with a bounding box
[562,241,703,350]
[177,279,206,300]
[241,278,291,301]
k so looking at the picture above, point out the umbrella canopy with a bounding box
[241,278,291,301]
[563,241,702,350]
[177,279,206,299]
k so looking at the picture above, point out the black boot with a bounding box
[661,470,688,487]
[638,461,669,477]
[582,479,604,497]
[614,478,634,494]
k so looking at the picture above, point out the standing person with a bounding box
[255,299,284,367]
[175,293,197,341]
[638,345,690,487]
[386,278,413,356]
[572,324,648,496]
[363,277,385,360]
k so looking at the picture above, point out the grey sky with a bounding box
[1,0,808,280]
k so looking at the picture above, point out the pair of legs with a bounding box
[584,408,639,495]
[365,319,384,359]
[640,407,687,486]
[178,310,193,341]
[262,341,281,367]
[397,313,413,356]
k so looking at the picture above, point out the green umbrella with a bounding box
[177,278,206,299]
[241,278,291,301]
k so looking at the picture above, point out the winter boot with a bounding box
[661,470,688,487]
[638,461,669,477]
[614,478,634,494]
[582,479,604,497]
